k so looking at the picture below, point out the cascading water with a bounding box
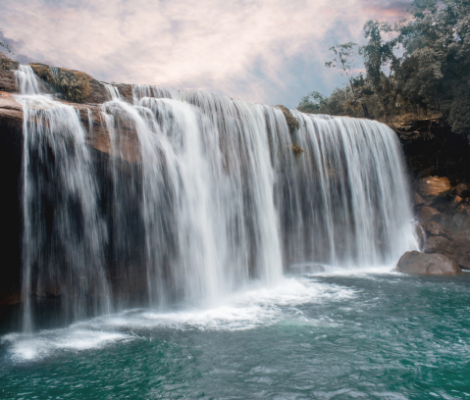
[15,66,110,332]
[14,67,416,332]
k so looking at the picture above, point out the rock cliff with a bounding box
[394,118,470,275]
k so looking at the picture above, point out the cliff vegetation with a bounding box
[298,0,470,141]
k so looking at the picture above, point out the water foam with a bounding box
[2,329,132,362]
[1,277,356,362]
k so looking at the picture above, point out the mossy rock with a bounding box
[277,105,300,135]
[30,63,93,103]
[287,143,304,158]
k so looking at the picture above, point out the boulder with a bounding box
[418,176,452,199]
[452,229,470,253]
[424,221,453,239]
[431,211,455,228]
[417,206,440,222]
[449,195,463,209]
[424,235,470,269]
[396,251,462,276]
[456,182,470,198]
[413,191,425,208]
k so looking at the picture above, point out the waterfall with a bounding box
[14,68,416,331]
[15,66,111,332]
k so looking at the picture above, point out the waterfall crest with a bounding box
[14,69,416,331]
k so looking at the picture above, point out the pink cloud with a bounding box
[1,0,410,106]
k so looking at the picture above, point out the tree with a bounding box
[298,0,470,134]
[297,91,329,114]
[325,43,373,118]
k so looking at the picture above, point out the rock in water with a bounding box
[397,251,462,276]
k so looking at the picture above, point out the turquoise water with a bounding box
[1,270,469,399]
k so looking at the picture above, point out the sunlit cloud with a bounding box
[0,0,410,107]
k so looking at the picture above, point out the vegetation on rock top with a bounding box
[298,0,470,140]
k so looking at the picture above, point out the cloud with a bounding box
[0,0,411,107]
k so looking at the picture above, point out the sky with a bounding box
[0,0,411,108]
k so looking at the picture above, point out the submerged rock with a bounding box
[396,251,462,276]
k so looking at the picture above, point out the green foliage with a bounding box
[298,0,470,134]
[297,91,329,114]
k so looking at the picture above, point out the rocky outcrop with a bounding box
[0,53,18,92]
[0,92,23,126]
[407,165,470,271]
[396,117,470,185]
[30,63,109,104]
[396,251,462,276]
[0,91,142,163]
[400,115,470,273]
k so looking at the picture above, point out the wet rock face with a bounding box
[397,251,462,276]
